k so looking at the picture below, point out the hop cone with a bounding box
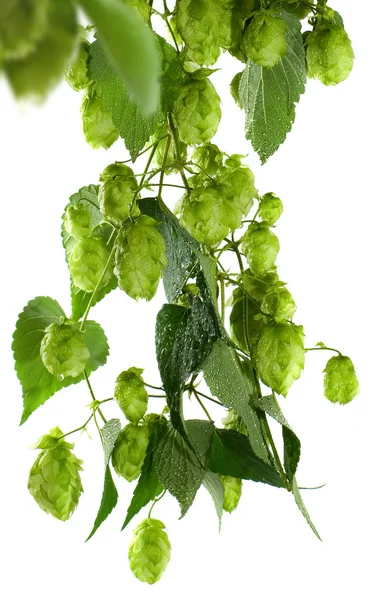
[284,1,311,19]
[114,367,148,424]
[0,0,49,60]
[65,39,90,91]
[98,163,139,226]
[112,423,149,482]
[180,186,233,246]
[305,22,354,86]
[242,12,287,68]
[222,409,247,436]
[175,0,221,67]
[40,322,90,378]
[69,236,114,293]
[81,86,119,150]
[261,286,296,322]
[257,192,283,225]
[221,475,242,513]
[241,223,280,277]
[256,322,305,397]
[144,412,168,436]
[64,204,92,239]
[28,428,83,521]
[324,355,359,405]
[173,78,221,146]
[152,126,187,174]
[129,518,171,584]
[217,164,257,216]
[120,0,151,21]
[192,143,223,177]
[114,215,167,301]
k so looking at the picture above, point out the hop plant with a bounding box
[0,0,49,60]
[114,215,167,301]
[261,286,296,321]
[69,236,114,293]
[65,38,90,92]
[81,86,119,150]
[241,223,280,277]
[28,427,83,521]
[112,423,149,482]
[323,355,360,405]
[256,322,305,397]
[64,204,92,239]
[221,475,243,513]
[242,12,287,68]
[172,78,221,146]
[40,322,90,378]
[191,143,223,177]
[128,518,171,584]
[257,192,283,225]
[114,367,149,424]
[98,163,139,226]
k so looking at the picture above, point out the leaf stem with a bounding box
[305,346,342,356]
[194,389,223,407]
[168,113,191,194]
[143,382,165,391]
[158,134,172,199]
[148,489,167,518]
[192,389,213,421]
[57,414,94,441]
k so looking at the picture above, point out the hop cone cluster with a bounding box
[98,163,139,226]
[81,86,119,150]
[324,355,359,405]
[40,322,90,378]
[114,215,167,301]
[0,0,49,60]
[257,192,283,226]
[112,423,149,482]
[242,12,287,68]
[129,518,171,584]
[114,367,148,424]
[221,475,243,513]
[64,204,92,239]
[69,236,114,293]
[173,78,221,146]
[241,223,280,277]
[28,427,83,521]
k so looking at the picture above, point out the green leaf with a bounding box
[202,471,224,531]
[292,476,322,540]
[61,185,118,321]
[210,429,284,488]
[153,421,205,517]
[203,339,272,465]
[90,36,182,160]
[79,0,160,114]
[185,419,215,466]
[239,12,306,163]
[121,430,163,531]
[86,418,121,541]
[13,297,109,424]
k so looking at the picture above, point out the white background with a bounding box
[1,1,384,598]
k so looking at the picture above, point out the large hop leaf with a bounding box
[112,423,149,482]
[257,192,283,226]
[81,86,119,150]
[40,322,90,379]
[98,163,139,226]
[68,236,114,293]
[241,223,280,278]
[305,21,354,86]
[114,367,149,424]
[255,322,305,397]
[65,38,91,92]
[0,0,49,60]
[173,78,221,146]
[129,518,171,584]
[242,12,287,68]
[28,428,83,521]
[323,355,359,405]
[220,475,242,513]
[114,215,167,301]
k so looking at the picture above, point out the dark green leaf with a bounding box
[202,471,224,531]
[185,419,215,467]
[239,12,306,163]
[13,297,109,424]
[79,0,160,114]
[292,476,322,540]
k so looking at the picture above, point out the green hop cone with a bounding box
[114,215,167,301]
[191,143,223,177]
[98,163,139,226]
[40,322,90,379]
[4,0,77,99]
[28,428,83,520]
[144,412,168,436]
[241,223,280,277]
[323,355,359,405]
[175,0,221,67]
[69,236,114,293]
[64,204,92,239]
[173,78,221,146]
[114,367,148,424]
[242,12,287,68]
[120,0,151,22]
[261,286,296,321]
[129,518,171,584]
[112,423,149,482]
[222,409,247,436]
[220,475,242,513]
[152,126,187,175]
[65,38,90,92]
[81,86,119,150]
[217,163,257,216]
[256,322,305,397]
[0,0,49,60]
[305,21,354,85]
[257,192,283,225]
[283,1,311,19]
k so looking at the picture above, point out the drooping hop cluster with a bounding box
[98,163,140,226]
[324,355,360,405]
[28,427,83,521]
[69,235,114,293]
[242,12,287,69]
[220,475,243,513]
[129,518,171,584]
[114,367,149,424]
[40,322,90,379]
[112,423,149,482]
[114,215,167,301]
